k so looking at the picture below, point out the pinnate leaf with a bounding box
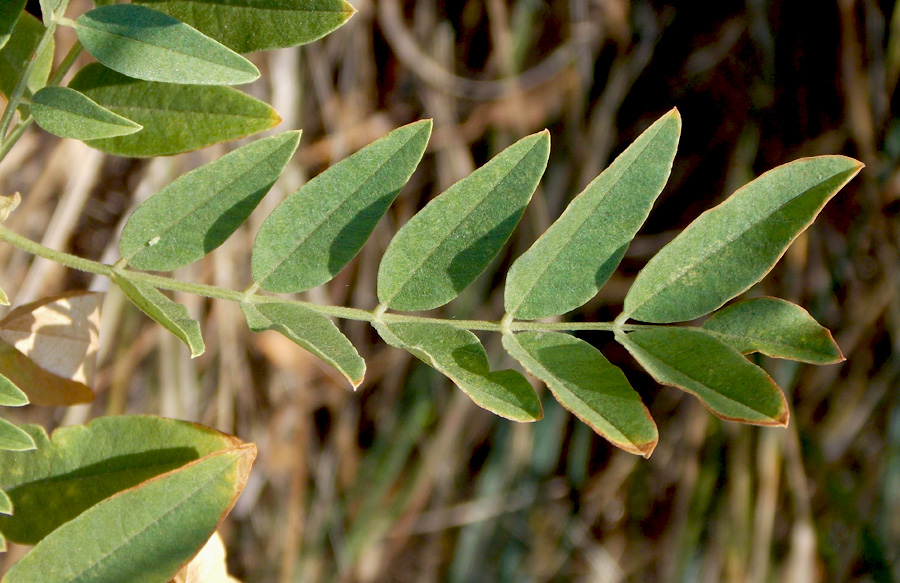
[0,375,27,407]
[241,302,365,388]
[505,109,681,320]
[702,297,843,364]
[616,327,789,426]
[0,12,53,99]
[378,131,550,311]
[133,0,356,53]
[0,0,25,50]
[252,120,431,293]
[1,444,255,583]
[0,416,245,545]
[68,63,281,157]
[375,321,542,421]
[503,331,657,456]
[0,417,35,451]
[623,156,863,323]
[114,274,205,357]
[122,131,300,271]
[75,4,259,85]
[31,86,142,140]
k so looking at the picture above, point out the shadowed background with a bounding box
[1,0,899,581]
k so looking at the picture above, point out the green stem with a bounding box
[0,21,57,143]
[47,40,84,88]
[0,225,651,333]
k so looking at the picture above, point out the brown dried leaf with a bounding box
[0,291,101,405]
[171,531,241,583]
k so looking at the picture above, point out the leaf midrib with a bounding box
[507,125,662,315]
[256,129,423,287]
[384,139,543,306]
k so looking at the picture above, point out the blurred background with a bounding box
[1,0,899,581]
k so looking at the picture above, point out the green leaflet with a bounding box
[1,445,255,583]
[502,331,658,457]
[374,321,542,422]
[0,489,10,515]
[0,374,27,407]
[75,4,259,85]
[0,0,25,50]
[0,12,53,99]
[505,109,681,320]
[702,297,843,364]
[114,274,205,357]
[378,131,550,311]
[252,120,431,293]
[31,86,142,140]
[241,302,365,388]
[0,417,35,451]
[133,0,356,53]
[616,327,788,426]
[623,156,864,323]
[68,63,281,157]
[0,416,245,545]
[121,131,301,271]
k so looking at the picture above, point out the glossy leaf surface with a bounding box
[0,12,52,99]
[242,302,365,388]
[378,131,550,311]
[0,416,244,544]
[702,297,843,364]
[68,63,280,157]
[133,0,356,53]
[375,321,542,421]
[122,131,300,270]
[616,327,789,426]
[505,109,680,319]
[75,4,259,85]
[0,0,25,50]
[503,331,657,457]
[0,375,27,407]
[0,417,35,451]
[624,156,863,323]
[31,86,142,140]
[253,120,431,293]
[1,445,255,583]
[115,274,205,357]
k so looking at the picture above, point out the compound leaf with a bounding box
[0,417,35,452]
[0,12,53,99]
[505,109,680,320]
[378,131,550,311]
[252,120,431,293]
[114,274,205,357]
[702,297,843,364]
[75,4,259,85]
[616,327,788,426]
[0,416,245,545]
[0,0,25,50]
[31,86,142,140]
[1,443,255,583]
[122,131,300,271]
[68,63,280,157]
[623,156,863,323]
[374,321,542,421]
[0,375,27,407]
[503,331,657,457]
[132,0,356,53]
[241,302,364,389]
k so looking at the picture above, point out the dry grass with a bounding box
[1,0,899,581]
